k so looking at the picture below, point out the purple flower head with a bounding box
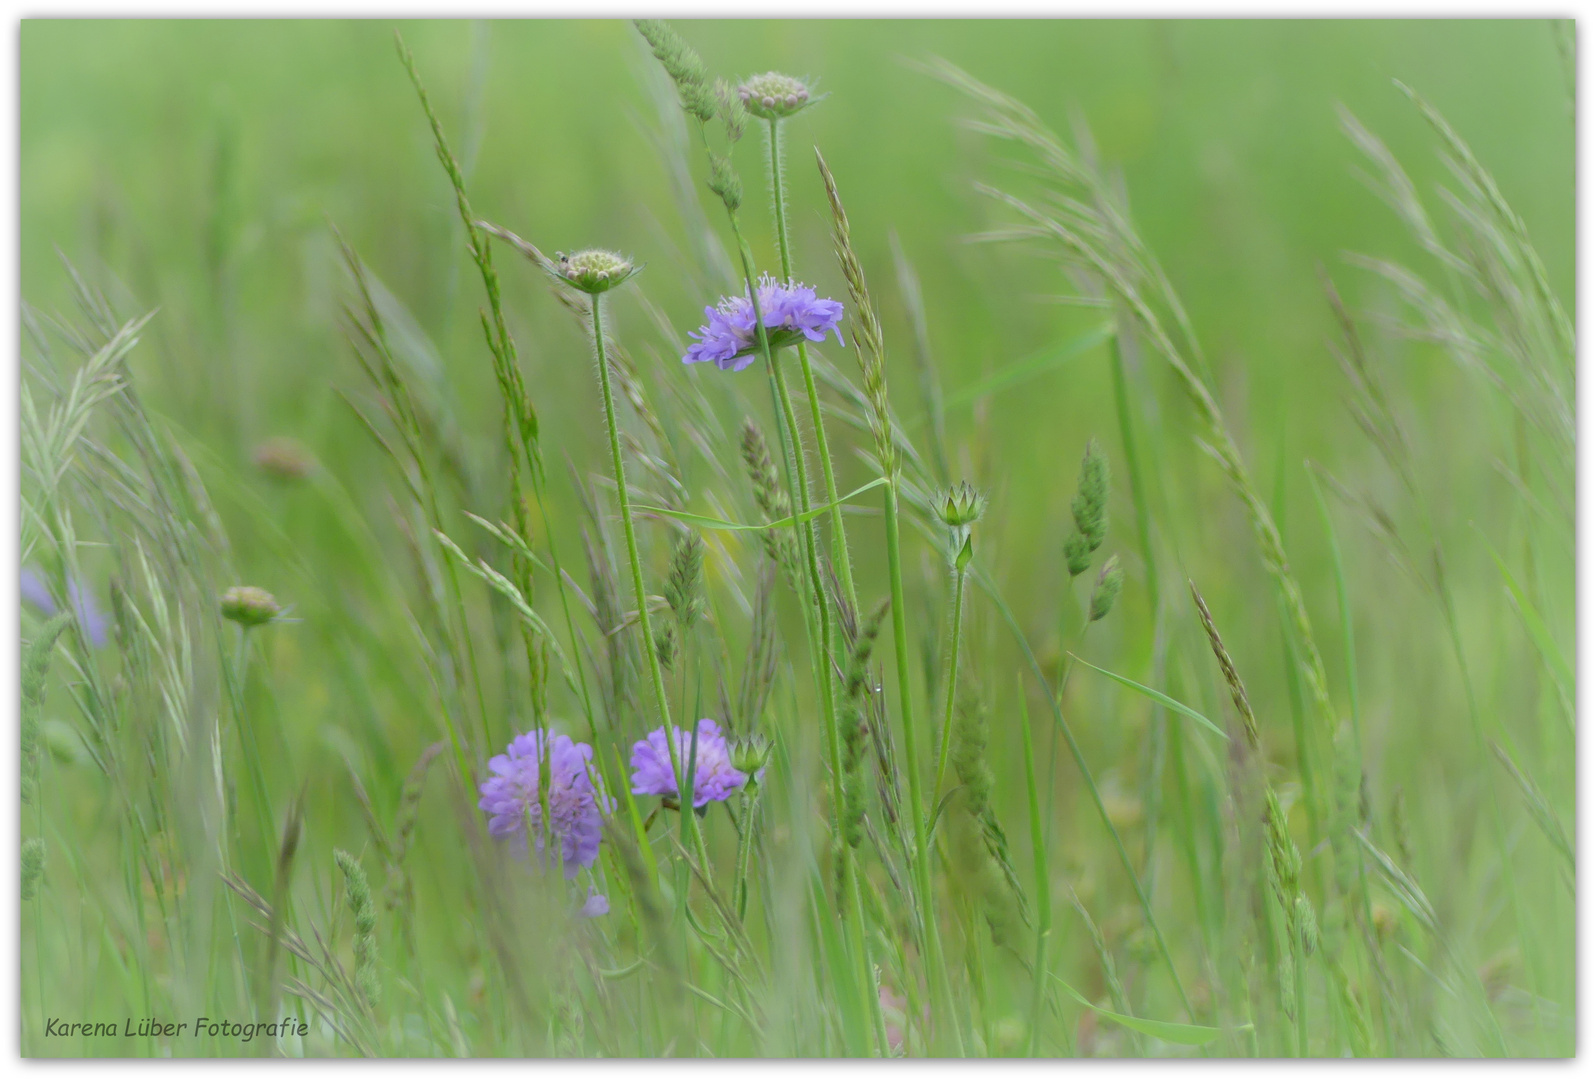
[683,275,844,372]
[22,566,108,648]
[577,889,610,919]
[630,719,749,807]
[478,731,614,878]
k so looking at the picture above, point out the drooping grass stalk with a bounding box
[766,116,858,610]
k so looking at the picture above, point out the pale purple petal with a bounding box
[629,718,749,807]
[477,730,613,876]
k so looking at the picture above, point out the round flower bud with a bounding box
[555,249,639,295]
[221,585,282,628]
[736,72,814,120]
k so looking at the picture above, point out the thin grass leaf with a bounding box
[1069,653,1229,741]
[1052,974,1224,1046]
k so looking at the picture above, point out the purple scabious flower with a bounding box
[630,719,749,807]
[21,566,108,648]
[478,731,614,878]
[683,275,844,373]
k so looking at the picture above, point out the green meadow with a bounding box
[19,18,1573,1057]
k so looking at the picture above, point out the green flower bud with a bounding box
[555,249,640,295]
[936,481,987,529]
[737,72,815,121]
[220,586,282,628]
[730,733,772,780]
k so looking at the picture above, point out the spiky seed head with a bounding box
[1294,894,1319,956]
[221,585,281,628]
[1089,555,1124,622]
[634,19,715,123]
[665,531,706,629]
[708,154,743,211]
[1062,535,1087,578]
[654,621,677,672]
[555,249,639,295]
[252,436,316,480]
[737,72,814,120]
[22,838,45,901]
[1065,438,1110,575]
[730,732,772,779]
[714,79,748,142]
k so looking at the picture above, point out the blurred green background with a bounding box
[20,14,1573,788]
[20,19,1574,1054]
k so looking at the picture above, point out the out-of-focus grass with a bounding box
[19,18,1572,1057]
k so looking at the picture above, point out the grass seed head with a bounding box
[664,530,706,629]
[1089,555,1124,622]
[634,19,715,123]
[22,838,45,902]
[1065,438,1110,576]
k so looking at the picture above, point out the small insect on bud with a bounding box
[252,436,316,481]
[1088,555,1124,622]
[737,72,816,120]
[554,249,640,295]
[220,585,282,628]
[730,732,772,782]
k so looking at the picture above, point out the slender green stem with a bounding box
[931,565,967,805]
[885,481,961,1053]
[526,459,596,734]
[1109,331,1159,617]
[1019,680,1053,1056]
[1294,940,1308,1057]
[590,292,696,852]
[723,212,881,1052]
[768,117,859,611]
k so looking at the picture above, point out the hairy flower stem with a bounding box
[885,481,961,1054]
[767,117,859,610]
[590,294,699,859]
[724,212,882,1050]
[930,565,968,807]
